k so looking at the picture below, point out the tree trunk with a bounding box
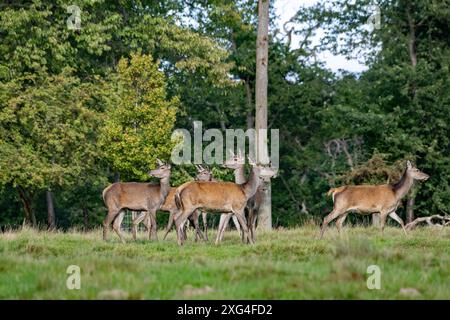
[46,188,56,230]
[407,8,417,69]
[372,213,381,227]
[114,171,120,182]
[17,186,36,227]
[406,195,415,223]
[83,206,89,230]
[255,0,271,230]
[245,79,254,129]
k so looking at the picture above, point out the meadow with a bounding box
[0,225,448,299]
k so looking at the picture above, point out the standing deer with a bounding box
[214,152,246,243]
[217,151,277,243]
[245,168,277,242]
[320,160,429,238]
[173,160,270,246]
[102,159,171,243]
[161,165,211,241]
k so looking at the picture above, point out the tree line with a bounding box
[0,0,448,230]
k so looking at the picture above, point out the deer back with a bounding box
[334,185,397,212]
[103,182,162,211]
[176,181,246,212]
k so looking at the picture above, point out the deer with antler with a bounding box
[102,159,171,243]
[320,160,429,238]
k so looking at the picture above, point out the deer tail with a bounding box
[102,184,113,203]
[327,186,347,202]
[174,189,184,211]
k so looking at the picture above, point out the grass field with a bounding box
[0,225,449,299]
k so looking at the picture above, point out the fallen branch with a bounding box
[405,215,450,230]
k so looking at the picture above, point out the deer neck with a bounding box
[234,165,246,184]
[159,175,171,200]
[393,170,414,201]
[242,167,260,199]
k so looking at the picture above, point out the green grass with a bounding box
[0,225,449,299]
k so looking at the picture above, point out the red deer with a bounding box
[161,165,211,241]
[217,152,277,243]
[173,160,273,246]
[320,160,429,238]
[215,152,247,243]
[245,169,277,242]
[102,159,171,243]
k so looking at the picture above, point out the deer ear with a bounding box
[156,158,163,166]
[407,160,412,168]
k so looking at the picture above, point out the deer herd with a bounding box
[102,151,278,245]
[102,153,429,245]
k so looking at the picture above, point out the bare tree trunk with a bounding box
[406,195,415,223]
[83,206,89,230]
[255,0,271,230]
[17,186,36,227]
[372,213,380,227]
[245,79,254,129]
[407,8,417,69]
[114,171,120,182]
[46,188,56,230]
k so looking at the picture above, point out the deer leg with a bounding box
[216,214,228,242]
[103,208,119,241]
[215,213,232,244]
[232,215,241,233]
[144,214,151,231]
[234,211,252,245]
[175,209,195,246]
[112,210,126,244]
[181,219,189,241]
[249,209,258,243]
[389,211,407,235]
[231,214,243,242]
[131,211,147,241]
[320,209,344,239]
[335,213,348,235]
[202,211,208,241]
[190,210,206,242]
[380,210,389,234]
[163,211,175,240]
[148,210,158,240]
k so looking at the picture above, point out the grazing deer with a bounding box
[102,159,171,243]
[217,151,277,243]
[320,160,429,238]
[173,160,271,246]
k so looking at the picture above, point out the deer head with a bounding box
[148,159,171,178]
[406,160,429,181]
[223,149,245,169]
[195,164,212,181]
[260,165,278,181]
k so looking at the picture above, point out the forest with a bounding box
[1,0,449,231]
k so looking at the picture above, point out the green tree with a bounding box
[0,69,104,226]
[99,53,178,181]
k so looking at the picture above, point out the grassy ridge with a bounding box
[0,226,449,299]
